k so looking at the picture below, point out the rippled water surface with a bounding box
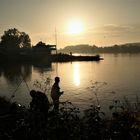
[0,54,140,113]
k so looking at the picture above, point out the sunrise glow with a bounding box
[68,20,84,35]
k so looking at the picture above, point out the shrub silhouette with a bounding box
[0,92,140,140]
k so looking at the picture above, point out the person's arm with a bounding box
[58,86,63,96]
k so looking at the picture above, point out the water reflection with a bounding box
[0,64,32,84]
[73,63,80,86]
[33,63,52,73]
[0,63,52,85]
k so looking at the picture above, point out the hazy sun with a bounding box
[68,20,84,35]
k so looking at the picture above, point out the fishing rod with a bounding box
[10,79,23,100]
[10,73,30,100]
[20,73,30,92]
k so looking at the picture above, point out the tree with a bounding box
[34,41,47,48]
[0,28,31,49]
[20,32,31,48]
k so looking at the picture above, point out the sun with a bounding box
[68,20,84,35]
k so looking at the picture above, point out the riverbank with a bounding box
[0,93,139,140]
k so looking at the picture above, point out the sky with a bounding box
[0,0,140,48]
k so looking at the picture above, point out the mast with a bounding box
[55,27,57,54]
[55,27,58,76]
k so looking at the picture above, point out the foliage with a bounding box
[33,76,52,94]
[32,41,55,52]
[46,101,80,140]
[0,28,31,49]
[0,88,140,140]
[33,41,48,49]
[83,105,106,139]
[109,97,140,140]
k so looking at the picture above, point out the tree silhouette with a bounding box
[33,41,56,52]
[0,28,31,49]
[20,32,31,48]
[34,41,47,48]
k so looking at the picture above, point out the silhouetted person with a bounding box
[70,52,72,56]
[29,90,50,139]
[30,90,49,116]
[51,77,63,111]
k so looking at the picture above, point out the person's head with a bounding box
[30,90,37,98]
[55,76,60,83]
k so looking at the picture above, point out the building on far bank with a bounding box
[32,41,56,54]
[0,41,56,62]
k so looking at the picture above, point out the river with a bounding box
[0,53,140,114]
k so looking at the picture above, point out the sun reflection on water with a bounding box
[73,63,80,86]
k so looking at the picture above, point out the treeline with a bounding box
[0,28,55,51]
[59,43,140,54]
[0,28,56,62]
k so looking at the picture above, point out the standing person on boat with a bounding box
[51,77,63,111]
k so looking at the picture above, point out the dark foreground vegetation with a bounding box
[0,91,140,140]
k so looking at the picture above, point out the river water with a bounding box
[0,53,140,114]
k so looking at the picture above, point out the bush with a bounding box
[0,92,140,140]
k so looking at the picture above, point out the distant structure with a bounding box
[32,41,56,55]
[0,41,56,62]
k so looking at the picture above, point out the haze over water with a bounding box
[0,54,140,113]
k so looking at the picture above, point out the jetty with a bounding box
[51,53,103,62]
